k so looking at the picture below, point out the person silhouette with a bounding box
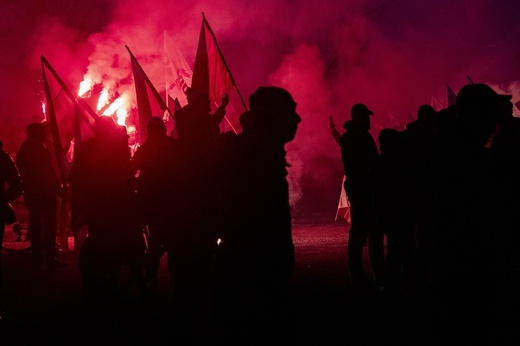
[488,92,520,283]
[131,116,176,288]
[212,86,301,345]
[174,87,229,148]
[431,83,505,343]
[158,89,229,342]
[16,123,65,270]
[373,128,414,294]
[338,103,385,288]
[0,139,23,284]
[402,104,438,288]
[70,116,140,301]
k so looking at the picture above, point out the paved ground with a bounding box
[1,217,519,345]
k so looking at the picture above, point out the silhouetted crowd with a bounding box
[2,82,520,344]
[331,83,520,344]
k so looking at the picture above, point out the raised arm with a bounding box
[329,116,341,145]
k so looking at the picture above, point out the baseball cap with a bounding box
[350,103,374,118]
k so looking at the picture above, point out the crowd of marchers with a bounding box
[2,82,520,344]
[330,83,520,344]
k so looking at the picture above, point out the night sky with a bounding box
[2,0,520,217]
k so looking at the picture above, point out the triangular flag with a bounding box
[41,55,98,239]
[387,110,400,129]
[164,31,192,108]
[446,84,457,107]
[407,112,415,124]
[41,55,98,185]
[192,13,236,104]
[127,45,173,144]
[431,96,444,111]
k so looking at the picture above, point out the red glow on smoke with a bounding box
[3,0,520,215]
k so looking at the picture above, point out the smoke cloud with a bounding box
[2,0,520,219]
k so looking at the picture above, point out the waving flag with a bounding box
[192,13,247,112]
[126,45,173,144]
[41,55,98,184]
[446,84,457,107]
[164,31,192,108]
[192,13,234,102]
[336,176,351,224]
[431,96,444,111]
[41,55,99,240]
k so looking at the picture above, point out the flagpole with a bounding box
[41,56,67,185]
[201,12,248,112]
[41,56,99,121]
[164,30,169,110]
[444,84,448,108]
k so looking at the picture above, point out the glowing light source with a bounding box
[78,78,92,97]
[102,94,130,126]
[96,88,110,111]
[115,107,127,126]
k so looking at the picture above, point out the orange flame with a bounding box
[102,94,130,126]
[78,78,92,97]
[41,101,46,119]
[96,88,110,111]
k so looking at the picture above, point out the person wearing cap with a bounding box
[212,86,301,344]
[338,103,385,288]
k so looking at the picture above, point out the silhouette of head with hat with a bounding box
[349,103,373,131]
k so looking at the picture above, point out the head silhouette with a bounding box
[93,116,116,140]
[249,86,301,144]
[417,104,437,123]
[146,116,167,139]
[239,111,253,133]
[27,122,46,143]
[350,103,373,130]
[456,83,505,144]
[186,87,210,106]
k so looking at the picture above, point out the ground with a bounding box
[1,217,518,345]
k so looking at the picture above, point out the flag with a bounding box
[192,13,235,103]
[335,176,351,224]
[127,45,173,144]
[406,112,414,124]
[431,96,444,111]
[164,31,192,108]
[446,84,457,107]
[41,55,98,185]
[41,55,98,238]
[387,110,400,129]
[74,97,98,149]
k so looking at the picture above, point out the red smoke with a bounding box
[2,0,520,218]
